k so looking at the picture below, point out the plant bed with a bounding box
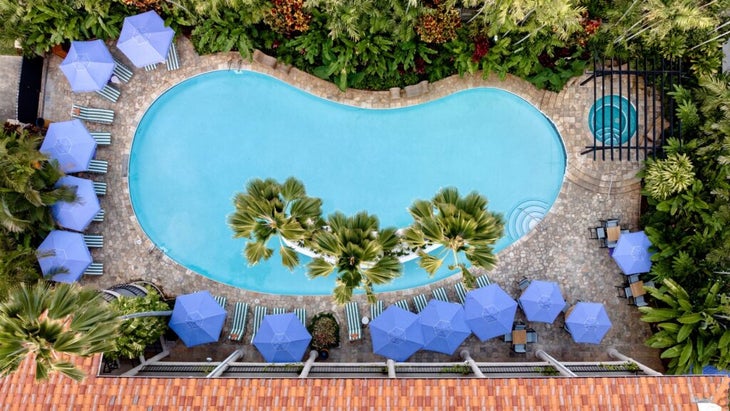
[307,312,340,353]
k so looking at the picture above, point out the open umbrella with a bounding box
[370,305,424,361]
[253,313,312,363]
[418,299,471,355]
[117,10,174,68]
[565,302,612,344]
[612,231,653,275]
[463,283,518,341]
[51,176,100,232]
[518,280,566,323]
[59,40,114,92]
[40,119,97,173]
[36,230,92,283]
[168,291,227,347]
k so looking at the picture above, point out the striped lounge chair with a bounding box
[83,234,103,248]
[394,299,411,312]
[87,159,108,173]
[228,302,249,342]
[92,209,105,223]
[250,305,267,343]
[413,294,428,313]
[272,307,286,315]
[344,301,361,341]
[93,181,106,196]
[71,104,114,124]
[166,42,180,71]
[90,132,111,146]
[212,295,227,309]
[95,84,120,103]
[454,282,468,304]
[432,287,449,302]
[84,262,103,276]
[369,300,384,321]
[112,57,134,83]
[294,308,306,325]
[477,275,492,288]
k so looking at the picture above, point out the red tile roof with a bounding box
[0,355,727,410]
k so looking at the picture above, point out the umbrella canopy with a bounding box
[253,313,312,363]
[36,230,92,283]
[40,119,97,173]
[51,176,100,232]
[565,302,612,344]
[168,291,227,347]
[117,10,175,68]
[418,299,471,355]
[518,280,566,323]
[370,305,424,361]
[612,231,653,275]
[463,283,518,341]
[59,40,115,92]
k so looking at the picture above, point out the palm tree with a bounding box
[307,211,401,304]
[403,187,504,289]
[228,177,323,270]
[0,282,120,381]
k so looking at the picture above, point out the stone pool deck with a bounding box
[40,37,661,370]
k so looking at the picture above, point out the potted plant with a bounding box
[307,312,340,359]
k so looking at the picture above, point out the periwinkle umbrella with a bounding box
[59,40,115,92]
[117,10,174,68]
[418,299,471,355]
[370,305,424,361]
[565,302,612,344]
[40,119,97,173]
[463,283,518,341]
[168,291,227,347]
[518,280,566,324]
[36,230,92,283]
[612,231,653,275]
[253,313,312,363]
[51,176,100,232]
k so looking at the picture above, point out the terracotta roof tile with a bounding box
[0,355,728,410]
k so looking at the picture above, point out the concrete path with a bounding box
[0,55,22,122]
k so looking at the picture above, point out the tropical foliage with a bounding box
[402,187,504,289]
[105,288,170,361]
[307,312,340,351]
[0,282,119,381]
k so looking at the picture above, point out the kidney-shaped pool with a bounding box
[129,71,566,295]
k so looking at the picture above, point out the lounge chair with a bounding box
[166,42,180,71]
[294,308,306,325]
[272,307,286,315]
[71,104,114,124]
[476,275,491,288]
[432,287,449,302]
[83,234,103,248]
[84,262,103,276]
[518,277,531,291]
[93,181,106,196]
[95,84,120,103]
[413,294,428,313]
[228,302,249,341]
[112,57,134,83]
[87,159,108,174]
[394,299,410,312]
[344,301,361,341]
[92,209,105,223]
[90,132,111,146]
[630,295,648,307]
[250,305,267,343]
[212,295,227,309]
[454,282,468,304]
[370,300,384,320]
[512,344,527,353]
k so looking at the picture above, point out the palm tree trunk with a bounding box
[119,311,173,320]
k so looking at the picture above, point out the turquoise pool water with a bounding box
[129,71,566,295]
[588,95,637,145]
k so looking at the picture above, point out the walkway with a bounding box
[40,37,660,370]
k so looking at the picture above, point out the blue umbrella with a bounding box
[463,283,518,341]
[518,280,566,323]
[51,176,100,232]
[253,313,312,363]
[370,305,424,361]
[117,10,175,68]
[612,231,653,275]
[36,230,92,283]
[565,302,612,344]
[418,299,471,355]
[40,119,97,173]
[59,40,114,92]
[169,291,227,347]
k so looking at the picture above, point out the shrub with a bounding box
[307,312,340,350]
[105,287,170,360]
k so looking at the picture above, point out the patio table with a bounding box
[606,226,621,242]
[512,329,527,345]
[630,281,646,297]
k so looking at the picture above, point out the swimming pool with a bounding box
[129,71,566,295]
